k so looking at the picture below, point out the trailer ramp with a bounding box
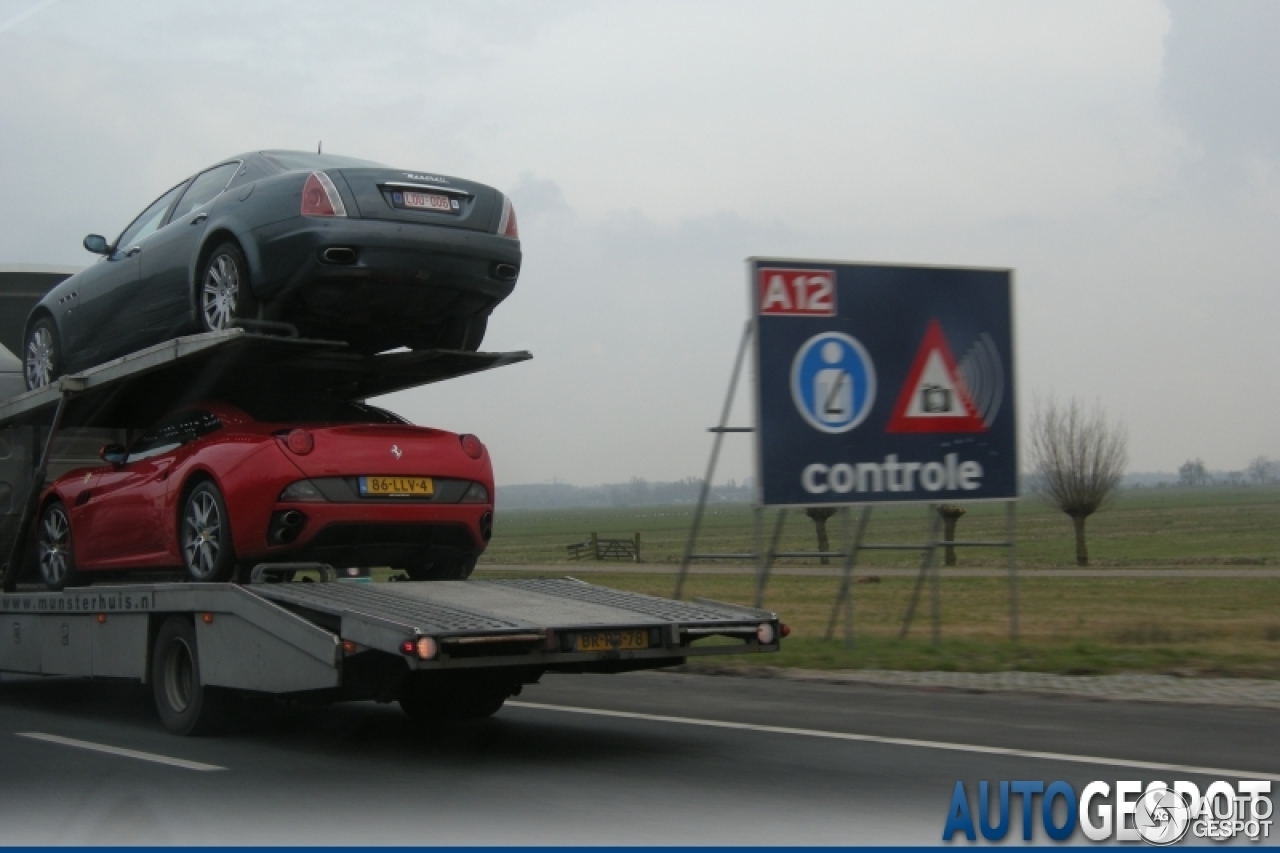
[253,577,780,672]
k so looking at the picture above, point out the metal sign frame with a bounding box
[676,259,1022,645]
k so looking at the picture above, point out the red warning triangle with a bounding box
[885,320,987,433]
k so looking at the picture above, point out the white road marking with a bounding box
[507,702,1280,782]
[16,733,225,771]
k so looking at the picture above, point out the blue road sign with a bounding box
[790,333,876,433]
[751,260,1016,507]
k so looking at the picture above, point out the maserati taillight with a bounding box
[302,172,347,217]
[497,194,518,239]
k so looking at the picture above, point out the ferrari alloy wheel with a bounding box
[37,501,79,591]
[199,243,255,332]
[181,482,236,582]
[24,318,61,391]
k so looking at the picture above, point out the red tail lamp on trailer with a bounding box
[400,636,438,660]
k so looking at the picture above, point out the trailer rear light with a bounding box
[302,171,348,217]
[756,623,776,644]
[460,482,489,503]
[497,194,519,239]
[278,480,325,502]
[400,636,438,660]
[285,429,315,455]
[459,434,484,459]
[780,623,792,638]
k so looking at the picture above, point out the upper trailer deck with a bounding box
[0,328,531,430]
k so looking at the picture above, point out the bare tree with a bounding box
[1247,456,1273,485]
[805,507,838,565]
[1179,458,1209,487]
[937,504,966,566]
[1028,397,1128,567]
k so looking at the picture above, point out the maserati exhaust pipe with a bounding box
[320,247,357,265]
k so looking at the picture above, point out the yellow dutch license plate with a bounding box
[575,629,649,652]
[360,476,434,497]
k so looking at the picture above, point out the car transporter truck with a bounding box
[0,329,782,735]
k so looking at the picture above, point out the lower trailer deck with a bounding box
[0,576,779,691]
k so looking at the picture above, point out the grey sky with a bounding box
[1,1,1275,485]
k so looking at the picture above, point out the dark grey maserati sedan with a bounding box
[23,151,521,390]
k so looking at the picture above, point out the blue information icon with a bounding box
[790,332,876,433]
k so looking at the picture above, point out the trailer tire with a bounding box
[399,673,508,722]
[151,616,231,736]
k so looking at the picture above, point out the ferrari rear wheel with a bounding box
[181,481,236,582]
[24,317,61,391]
[199,243,258,332]
[37,500,81,591]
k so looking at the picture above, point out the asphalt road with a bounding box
[0,670,1276,844]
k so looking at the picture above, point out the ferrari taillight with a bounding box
[459,434,484,459]
[497,194,518,239]
[302,172,347,217]
[285,429,315,455]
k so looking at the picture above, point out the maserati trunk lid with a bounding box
[335,169,501,232]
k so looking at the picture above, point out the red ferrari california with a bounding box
[34,400,494,590]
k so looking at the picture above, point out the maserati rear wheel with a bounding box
[199,243,258,332]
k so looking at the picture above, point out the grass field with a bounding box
[471,569,1280,677]
[485,486,1280,568]
[473,487,1280,677]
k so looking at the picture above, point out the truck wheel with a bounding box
[37,501,81,591]
[24,317,62,390]
[198,243,258,332]
[151,616,230,736]
[399,673,508,721]
[181,481,236,582]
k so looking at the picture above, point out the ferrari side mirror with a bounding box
[99,444,127,465]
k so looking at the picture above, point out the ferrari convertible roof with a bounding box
[0,329,531,430]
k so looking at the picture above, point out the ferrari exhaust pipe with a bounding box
[270,510,307,544]
[321,247,357,265]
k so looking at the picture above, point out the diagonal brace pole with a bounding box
[675,320,753,599]
[3,386,74,592]
[899,505,941,640]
